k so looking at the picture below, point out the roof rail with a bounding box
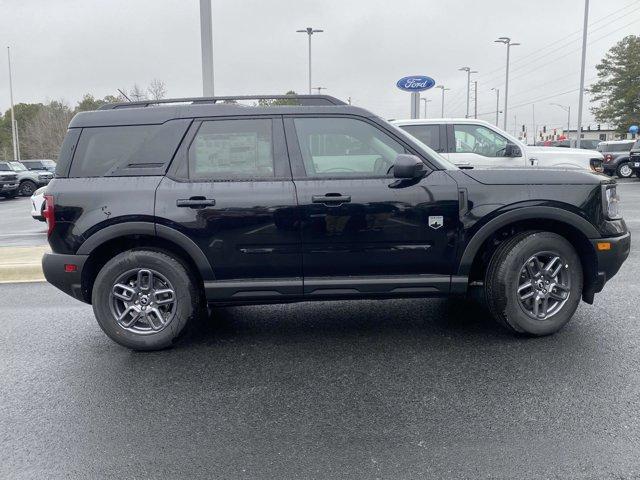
[98,95,347,110]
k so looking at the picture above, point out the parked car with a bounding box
[597,140,636,178]
[392,119,604,172]
[20,159,56,173]
[42,95,629,350]
[629,139,640,177]
[30,186,47,221]
[0,162,19,199]
[7,161,53,196]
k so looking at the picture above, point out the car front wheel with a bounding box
[485,231,583,336]
[19,180,37,196]
[92,249,202,350]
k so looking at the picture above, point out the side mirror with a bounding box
[504,143,522,157]
[393,154,429,179]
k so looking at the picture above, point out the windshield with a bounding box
[389,123,459,170]
[8,162,26,171]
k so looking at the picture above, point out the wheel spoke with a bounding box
[539,297,549,317]
[112,283,136,302]
[532,296,540,316]
[544,256,561,276]
[145,308,166,331]
[549,290,567,301]
[118,305,142,328]
[137,269,153,291]
[152,288,175,306]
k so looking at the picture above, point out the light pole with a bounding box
[473,80,478,119]
[459,67,477,118]
[576,0,590,148]
[491,88,500,126]
[435,85,450,117]
[421,98,432,118]
[296,27,323,94]
[495,37,520,131]
[7,47,18,161]
[550,103,571,135]
[313,87,327,94]
[199,0,214,96]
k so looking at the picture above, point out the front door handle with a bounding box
[312,194,351,206]
[176,197,216,209]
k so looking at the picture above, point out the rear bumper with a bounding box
[588,232,631,297]
[42,252,89,303]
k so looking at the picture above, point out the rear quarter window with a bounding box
[69,119,190,177]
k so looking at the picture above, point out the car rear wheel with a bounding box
[616,163,633,178]
[18,180,37,196]
[92,249,202,350]
[485,231,582,336]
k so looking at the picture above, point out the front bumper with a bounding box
[0,183,18,192]
[42,252,89,303]
[586,232,631,300]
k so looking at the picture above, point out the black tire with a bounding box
[92,249,202,350]
[18,180,37,196]
[485,231,583,336]
[616,162,633,178]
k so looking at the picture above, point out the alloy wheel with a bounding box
[109,268,177,334]
[516,252,571,320]
[619,164,632,178]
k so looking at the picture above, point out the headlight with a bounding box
[602,184,621,220]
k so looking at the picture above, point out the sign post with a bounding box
[396,75,435,119]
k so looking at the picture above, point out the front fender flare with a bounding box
[457,206,600,276]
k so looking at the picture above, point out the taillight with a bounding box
[43,194,55,236]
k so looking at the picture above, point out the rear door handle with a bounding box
[176,197,216,209]
[312,194,351,206]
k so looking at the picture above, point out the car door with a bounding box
[448,123,526,168]
[155,115,302,300]
[284,115,460,297]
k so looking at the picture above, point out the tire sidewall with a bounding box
[92,250,196,350]
[500,234,582,335]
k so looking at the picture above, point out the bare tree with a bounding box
[147,79,167,100]
[129,84,147,102]
[22,100,74,160]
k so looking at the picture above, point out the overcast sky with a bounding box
[0,0,638,135]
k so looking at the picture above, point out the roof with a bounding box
[391,118,496,127]
[69,95,376,128]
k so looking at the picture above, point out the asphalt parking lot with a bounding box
[2,180,640,479]
[0,196,47,247]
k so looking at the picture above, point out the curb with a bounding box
[0,246,49,283]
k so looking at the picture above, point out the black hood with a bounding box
[461,168,609,185]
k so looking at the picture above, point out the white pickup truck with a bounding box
[392,118,604,172]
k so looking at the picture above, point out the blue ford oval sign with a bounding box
[396,75,436,92]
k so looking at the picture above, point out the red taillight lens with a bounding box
[43,194,55,236]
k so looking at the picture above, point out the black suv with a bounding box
[598,140,636,178]
[42,95,630,350]
[629,139,640,177]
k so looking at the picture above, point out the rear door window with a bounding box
[399,124,441,152]
[69,120,190,177]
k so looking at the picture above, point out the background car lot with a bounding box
[1,179,639,478]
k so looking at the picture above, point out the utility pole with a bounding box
[7,47,18,161]
[531,104,535,146]
[550,103,571,136]
[473,81,478,119]
[296,27,323,94]
[421,98,432,118]
[495,37,520,131]
[576,0,589,149]
[491,88,500,126]
[436,85,450,117]
[459,67,477,118]
[199,0,214,96]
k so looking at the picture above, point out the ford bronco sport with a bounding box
[42,95,630,350]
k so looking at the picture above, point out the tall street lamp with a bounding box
[550,103,571,134]
[494,37,520,131]
[7,47,18,161]
[421,98,432,118]
[459,66,477,118]
[491,88,500,126]
[435,85,450,117]
[576,0,590,148]
[199,0,214,96]
[296,27,323,94]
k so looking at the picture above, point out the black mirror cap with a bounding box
[505,143,522,157]
[393,154,429,179]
